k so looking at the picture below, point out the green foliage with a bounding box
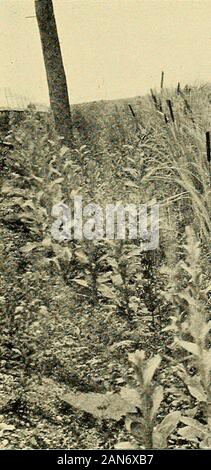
[62,349,180,449]
[116,351,180,449]
[62,390,139,421]
[161,225,211,447]
[118,226,210,450]
[1,86,211,449]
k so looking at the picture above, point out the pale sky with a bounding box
[0,0,211,105]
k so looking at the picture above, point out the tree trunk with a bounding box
[35,0,73,147]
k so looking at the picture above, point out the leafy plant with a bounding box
[116,350,180,449]
[162,225,211,447]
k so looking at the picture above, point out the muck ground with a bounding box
[0,85,211,449]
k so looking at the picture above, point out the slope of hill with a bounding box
[0,83,210,450]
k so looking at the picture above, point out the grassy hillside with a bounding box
[0,83,210,449]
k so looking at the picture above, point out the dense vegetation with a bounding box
[0,84,210,449]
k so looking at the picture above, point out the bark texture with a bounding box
[35,0,73,147]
